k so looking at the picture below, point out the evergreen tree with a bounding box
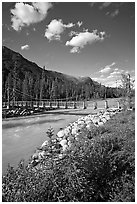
[50,78,58,99]
[22,73,30,101]
[40,66,45,101]
[34,77,40,100]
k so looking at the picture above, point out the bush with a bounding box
[2,111,135,202]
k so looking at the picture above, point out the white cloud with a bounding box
[45,19,75,41]
[69,30,79,37]
[70,47,80,53]
[99,2,112,10]
[21,44,30,50]
[11,2,52,31]
[107,69,124,80]
[110,9,119,17]
[77,21,83,27]
[92,77,106,82]
[92,66,133,88]
[100,67,111,73]
[99,62,115,73]
[66,30,105,53]
[114,68,118,71]
[106,9,119,18]
[106,79,122,87]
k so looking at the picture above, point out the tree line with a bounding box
[3,66,130,102]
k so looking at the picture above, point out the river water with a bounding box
[2,99,118,173]
[2,108,93,173]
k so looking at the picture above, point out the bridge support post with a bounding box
[65,101,68,109]
[117,101,120,109]
[37,101,39,110]
[49,101,52,109]
[83,100,86,109]
[7,102,10,109]
[73,101,77,109]
[93,101,97,110]
[7,86,10,109]
[57,100,60,109]
[43,101,45,110]
[105,100,109,109]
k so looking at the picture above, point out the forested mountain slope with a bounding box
[2,46,120,101]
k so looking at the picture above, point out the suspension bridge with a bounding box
[3,63,121,116]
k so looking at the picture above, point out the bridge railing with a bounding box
[2,99,121,110]
[2,100,86,109]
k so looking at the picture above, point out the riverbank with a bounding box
[2,109,135,202]
[3,107,101,173]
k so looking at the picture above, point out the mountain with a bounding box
[2,46,117,101]
[2,46,95,83]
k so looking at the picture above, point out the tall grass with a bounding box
[2,110,135,202]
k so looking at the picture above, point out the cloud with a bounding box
[100,67,111,74]
[11,2,52,31]
[107,68,124,79]
[106,79,122,87]
[106,8,120,18]
[114,68,118,71]
[99,2,112,10]
[45,19,75,41]
[92,66,133,87]
[21,44,30,50]
[77,21,83,27]
[69,30,79,37]
[110,9,119,17]
[99,62,116,73]
[66,30,106,53]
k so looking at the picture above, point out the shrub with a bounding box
[2,111,135,202]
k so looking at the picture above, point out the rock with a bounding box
[86,123,94,130]
[57,130,65,138]
[41,140,48,148]
[58,154,64,159]
[72,126,80,135]
[32,153,39,160]
[59,139,67,147]
[62,144,68,151]
[101,117,107,123]
[38,151,46,159]
[98,121,104,126]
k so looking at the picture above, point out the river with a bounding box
[2,108,94,173]
[2,99,118,173]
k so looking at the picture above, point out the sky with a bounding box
[2,1,135,87]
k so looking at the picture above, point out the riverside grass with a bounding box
[2,110,135,202]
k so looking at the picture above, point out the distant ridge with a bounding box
[2,46,108,101]
[2,46,99,84]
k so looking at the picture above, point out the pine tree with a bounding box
[40,66,45,101]
[34,77,40,100]
[22,73,30,101]
[50,78,58,99]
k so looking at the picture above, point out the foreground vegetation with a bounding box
[2,110,135,202]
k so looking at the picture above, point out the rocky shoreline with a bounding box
[2,107,57,119]
[31,107,123,167]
